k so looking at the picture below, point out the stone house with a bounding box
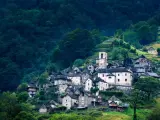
[78,93,93,108]
[98,68,133,87]
[27,84,38,97]
[62,95,72,109]
[147,47,158,55]
[67,73,81,85]
[134,55,151,68]
[53,75,71,86]
[96,78,109,91]
[62,94,78,109]
[39,105,47,113]
[108,96,122,106]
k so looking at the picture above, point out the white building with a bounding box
[39,105,47,114]
[84,78,93,91]
[97,79,109,91]
[98,68,133,87]
[62,94,78,109]
[96,52,108,69]
[62,95,72,109]
[67,75,81,85]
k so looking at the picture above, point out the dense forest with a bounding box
[1,0,160,91]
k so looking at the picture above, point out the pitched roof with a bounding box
[146,72,159,78]
[98,68,131,73]
[108,95,121,102]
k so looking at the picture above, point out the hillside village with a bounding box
[27,51,160,113]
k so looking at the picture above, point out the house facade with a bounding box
[97,79,109,91]
[62,95,72,109]
[147,47,158,55]
[67,75,81,85]
[98,68,133,87]
[84,78,93,91]
[78,93,93,108]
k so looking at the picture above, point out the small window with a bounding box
[109,77,111,79]
[118,79,120,82]
[101,53,103,59]
[118,74,120,76]
[66,100,67,102]
[125,73,127,76]
[125,79,127,82]
[103,74,104,77]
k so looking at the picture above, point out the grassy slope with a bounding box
[97,108,151,120]
[88,37,160,63]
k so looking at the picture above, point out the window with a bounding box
[66,100,67,102]
[103,74,104,77]
[118,79,120,82]
[125,79,127,82]
[109,77,111,79]
[125,73,127,76]
[101,53,103,59]
[118,74,120,76]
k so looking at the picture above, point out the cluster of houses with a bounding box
[27,52,160,113]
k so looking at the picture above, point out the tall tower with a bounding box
[96,52,108,69]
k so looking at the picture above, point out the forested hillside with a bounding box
[1,0,160,91]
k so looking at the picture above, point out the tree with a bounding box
[135,77,160,101]
[51,29,95,68]
[14,111,37,120]
[17,92,29,102]
[123,30,141,48]
[38,72,49,86]
[17,83,28,93]
[147,103,160,120]
[0,58,20,91]
[0,92,20,120]
[130,89,143,120]
[73,59,84,67]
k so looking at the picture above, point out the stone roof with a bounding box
[98,68,132,73]
[108,95,121,102]
[146,72,159,78]
[147,47,156,51]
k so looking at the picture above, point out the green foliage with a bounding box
[51,28,97,68]
[0,58,20,91]
[73,59,84,67]
[17,92,29,102]
[46,63,58,74]
[14,111,37,120]
[17,83,28,93]
[135,77,160,101]
[147,104,160,120]
[38,72,49,85]
[91,87,99,94]
[100,91,123,97]
[0,92,36,120]
[50,113,96,120]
